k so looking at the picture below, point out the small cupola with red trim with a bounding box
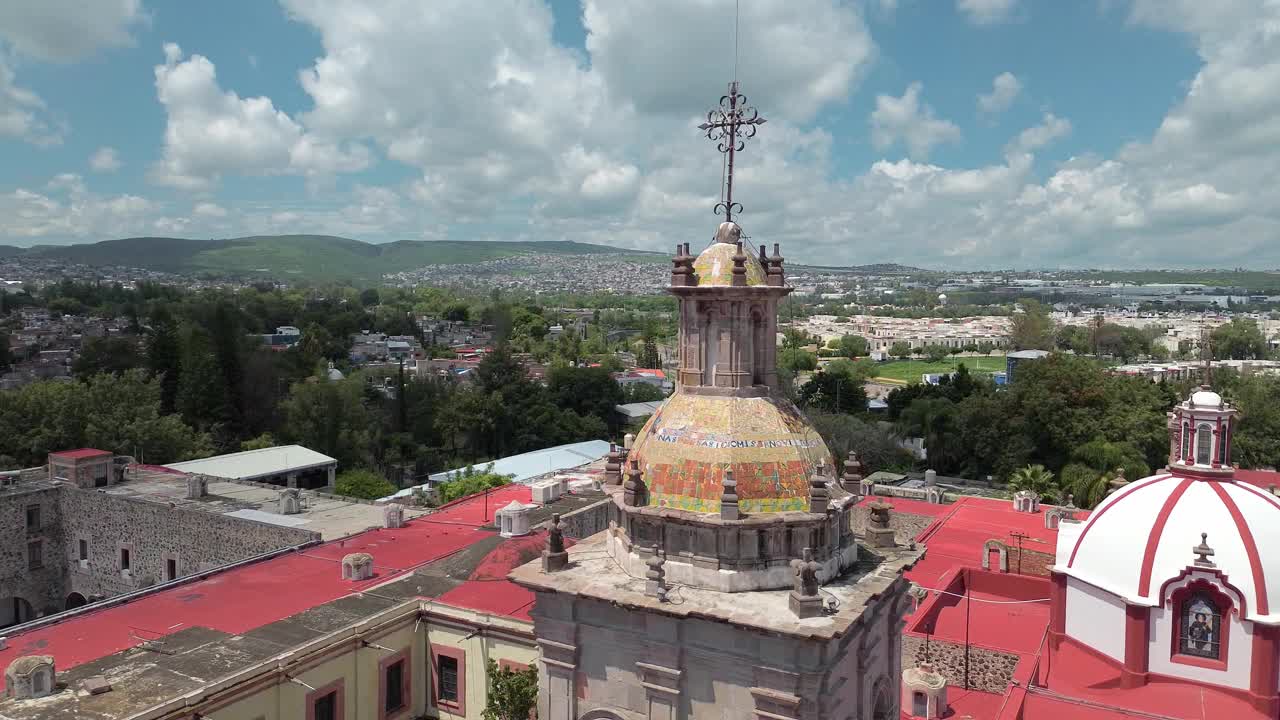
[1167,386,1238,478]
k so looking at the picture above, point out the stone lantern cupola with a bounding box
[1167,386,1238,478]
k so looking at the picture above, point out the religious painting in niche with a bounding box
[1178,592,1222,659]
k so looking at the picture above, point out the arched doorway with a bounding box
[0,596,35,629]
[65,592,88,611]
[871,677,894,720]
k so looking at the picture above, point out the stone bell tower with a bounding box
[512,76,922,720]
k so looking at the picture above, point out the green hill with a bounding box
[12,235,659,282]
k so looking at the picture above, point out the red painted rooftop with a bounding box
[0,483,543,673]
[888,492,1265,720]
[48,448,112,460]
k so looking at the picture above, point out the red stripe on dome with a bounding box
[1067,475,1172,569]
[1235,481,1280,511]
[1137,477,1194,597]
[1209,482,1270,616]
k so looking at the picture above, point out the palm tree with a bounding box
[1008,464,1058,501]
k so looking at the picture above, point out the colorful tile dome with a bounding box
[628,390,831,514]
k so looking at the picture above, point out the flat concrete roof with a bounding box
[164,444,336,481]
[106,468,428,540]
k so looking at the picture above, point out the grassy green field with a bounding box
[870,355,1006,384]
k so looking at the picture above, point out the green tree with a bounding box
[146,307,182,414]
[1226,375,1280,469]
[241,432,276,451]
[889,341,912,359]
[280,376,378,469]
[778,347,818,373]
[482,658,538,720]
[547,365,624,428]
[1211,318,1268,360]
[1061,439,1149,508]
[637,337,662,369]
[798,370,867,415]
[0,332,11,372]
[622,382,666,403]
[808,412,914,473]
[177,328,231,431]
[1008,464,1059,501]
[73,337,143,380]
[335,468,397,499]
[828,334,869,358]
[439,464,512,502]
[1010,298,1054,351]
[895,396,959,469]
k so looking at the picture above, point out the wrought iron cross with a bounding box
[699,80,766,223]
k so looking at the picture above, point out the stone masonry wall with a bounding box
[557,499,610,539]
[901,635,1020,695]
[0,486,68,620]
[0,484,318,624]
[59,487,319,600]
[852,507,934,545]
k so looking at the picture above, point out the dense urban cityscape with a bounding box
[3,2,1280,720]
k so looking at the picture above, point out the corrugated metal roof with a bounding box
[385,439,611,500]
[615,401,663,418]
[164,445,337,481]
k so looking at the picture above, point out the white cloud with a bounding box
[1007,112,1071,153]
[0,174,155,240]
[957,0,1018,25]
[151,43,368,189]
[193,202,227,218]
[870,82,961,159]
[0,0,147,62]
[89,146,121,172]
[977,72,1021,115]
[581,0,875,122]
[0,56,60,145]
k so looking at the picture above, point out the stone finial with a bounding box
[186,474,208,499]
[383,503,405,529]
[1106,467,1128,495]
[720,468,740,521]
[788,547,823,618]
[622,459,645,507]
[924,469,937,487]
[841,451,864,493]
[341,553,374,581]
[671,243,690,286]
[866,500,896,548]
[809,462,830,515]
[624,432,636,450]
[4,655,55,699]
[768,243,785,286]
[604,443,624,486]
[1063,493,1076,509]
[278,487,303,515]
[542,513,568,572]
[731,240,748,286]
[645,544,668,602]
[1193,532,1216,568]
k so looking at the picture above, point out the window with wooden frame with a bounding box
[431,643,466,715]
[306,678,345,720]
[379,647,411,719]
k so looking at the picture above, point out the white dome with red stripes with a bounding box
[1055,471,1280,624]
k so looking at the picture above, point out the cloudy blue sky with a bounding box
[1,0,1276,268]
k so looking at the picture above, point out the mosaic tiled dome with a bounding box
[629,390,832,513]
[691,241,768,287]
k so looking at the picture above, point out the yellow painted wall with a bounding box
[183,607,535,720]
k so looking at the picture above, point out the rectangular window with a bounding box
[25,504,40,531]
[305,680,344,720]
[430,644,465,715]
[438,656,458,703]
[120,548,131,571]
[165,558,177,581]
[78,539,88,561]
[384,659,404,713]
[27,540,42,570]
[313,692,337,720]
